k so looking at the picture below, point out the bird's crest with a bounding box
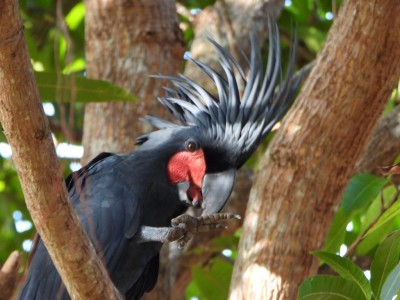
[144,20,298,167]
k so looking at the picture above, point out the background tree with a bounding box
[230,1,400,299]
[0,1,122,299]
[1,0,400,299]
[82,0,184,162]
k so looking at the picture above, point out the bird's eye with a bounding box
[186,141,198,152]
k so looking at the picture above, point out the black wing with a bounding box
[19,153,159,300]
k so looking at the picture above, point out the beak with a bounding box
[201,168,236,216]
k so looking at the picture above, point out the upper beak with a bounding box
[201,168,236,216]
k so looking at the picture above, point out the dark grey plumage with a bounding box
[19,20,299,300]
[145,21,298,168]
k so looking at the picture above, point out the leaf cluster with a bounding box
[300,171,400,299]
[300,233,400,299]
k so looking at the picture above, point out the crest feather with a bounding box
[147,19,299,167]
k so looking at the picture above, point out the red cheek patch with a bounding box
[167,149,206,203]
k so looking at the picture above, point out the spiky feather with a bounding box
[145,20,298,168]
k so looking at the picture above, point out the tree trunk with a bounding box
[82,1,184,299]
[355,105,400,175]
[82,0,184,163]
[229,1,400,299]
[0,1,121,299]
[0,251,21,300]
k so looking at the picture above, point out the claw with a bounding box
[177,235,191,249]
[170,212,241,248]
[165,224,186,243]
[200,213,241,224]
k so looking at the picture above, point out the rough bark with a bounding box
[82,0,184,163]
[0,1,121,299]
[355,105,400,175]
[82,1,184,299]
[164,88,400,299]
[0,251,21,300]
[166,101,400,298]
[229,1,400,299]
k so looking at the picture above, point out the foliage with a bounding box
[5,0,400,300]
[300,231,400,299]
[187,257,234,299]
[1,0,133,265]
[2,0,336,264]
[185,233,240,299]
[311,251,372,299]
[35,71,136,103]
[323,174,389,254]
[300,167,400,299]
[0,157,32,262]
[323,173,400,258]
[299,275,367,300]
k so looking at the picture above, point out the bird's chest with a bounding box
[140,180,187,227]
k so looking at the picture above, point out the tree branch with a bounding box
[355,105,400,175]
[82,0,184,163]
[229,1,400,298]
[0,1,121,299]
[165,55,398,296]
[0,251,21,300]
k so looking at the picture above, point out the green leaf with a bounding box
[298,275,367,300]
[342,174,388,212]
[324,174,388,253]
[300,26,326,52]
[381,264,400,300]
[355,185,399,255]
[364,198,400,240]
[358,185,397,235]
[284,1,313,25]
[186,258,232,300]
[65,2,85,31]
[63,58,86,74]
[370,230,400,298]
[323,208,351,253]
[357,219,397,255]
[312,251,371,299]
[35,72,137,103]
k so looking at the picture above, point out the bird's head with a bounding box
[137,20,298,215]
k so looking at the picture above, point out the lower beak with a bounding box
[201,168,236,216]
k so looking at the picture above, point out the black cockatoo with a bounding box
[19,21,298,300]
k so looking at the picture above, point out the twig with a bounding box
[345,182,400,257]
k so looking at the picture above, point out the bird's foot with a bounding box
[169,213,241,248]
